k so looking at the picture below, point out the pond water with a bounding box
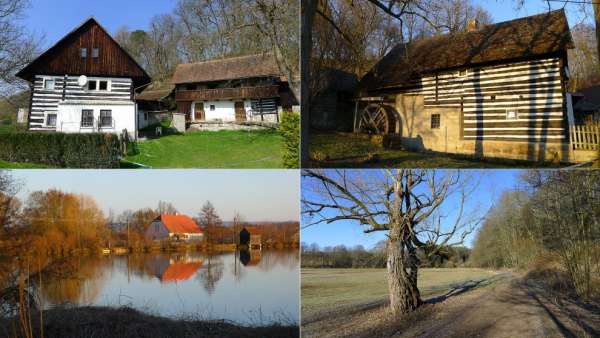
[37,250,299,324]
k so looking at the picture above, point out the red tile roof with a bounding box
[158,214,203,234]
[243,226,261,235]
[161,262,203,282]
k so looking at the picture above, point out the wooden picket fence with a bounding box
[570,124,600,151]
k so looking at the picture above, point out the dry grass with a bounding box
[0,306,298,338]
[301,268,497,318]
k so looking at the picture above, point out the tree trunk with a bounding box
[595,4,600,74]
[386,236,422,316]
[300,0,317,167]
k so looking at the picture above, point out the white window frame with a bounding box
[81,48,87,58]
[210,104,215,111]
[506,109,518,120]
[45,112,57,127]
[81,109,94,128]
[431,113,441,129]
[86,78,111,92]
[92,48,99,58]
[43,78,56,90]
[99,110,112,128]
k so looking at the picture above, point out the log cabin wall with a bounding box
[392,57,567,143]
[30,75,133,130]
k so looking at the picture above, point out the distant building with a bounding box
[145,213,204,241]
[239,226,261,249]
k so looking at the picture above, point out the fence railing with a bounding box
[570,124,600,151]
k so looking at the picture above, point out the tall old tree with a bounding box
[198,201,222,244]
[302,169,481,315]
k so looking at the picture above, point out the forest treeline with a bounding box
[470,171,600,300]
[0,171,298,259]
[301,243,470,269]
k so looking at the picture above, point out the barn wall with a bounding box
[391,57,571,162]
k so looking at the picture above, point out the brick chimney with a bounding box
[467,19,479,32]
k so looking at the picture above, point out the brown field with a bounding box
[301,268,600,338]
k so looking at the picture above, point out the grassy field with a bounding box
[309,131,564,168]
[302,268,498,318]
[125,129,284,168]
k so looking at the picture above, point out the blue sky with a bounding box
[479,0,593,26]
[301,170,524,250]
[11,170,300,222]
[20,0,177,49]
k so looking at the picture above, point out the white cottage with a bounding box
[171,53,297,124]
[16,17,151,138]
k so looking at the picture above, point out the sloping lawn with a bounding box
[125,129,284,168]
[309,131,566,168]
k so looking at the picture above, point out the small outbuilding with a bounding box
[239,226,262,249]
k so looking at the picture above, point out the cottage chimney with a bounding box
[467,19,479,32]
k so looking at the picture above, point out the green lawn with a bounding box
[301,268,498,318]
[309,131,565,168]
[0,160,51,168]
[125,129,284,168]
[0,124,15,134]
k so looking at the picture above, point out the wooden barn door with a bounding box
[178,101,192,121]
[235,101,246,122]
[194,102,205,121]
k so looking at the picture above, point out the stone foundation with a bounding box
[187,120,278,132]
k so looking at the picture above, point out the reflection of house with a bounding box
[239,227,261,249]
[160,261,203,282]
[171,53,297,124]
[239,250,262,266]
[359,10,577,162]
[145,214,204,241]
[16,17,150,137]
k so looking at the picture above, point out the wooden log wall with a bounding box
[395,57,567,142]
[29,75,132,130]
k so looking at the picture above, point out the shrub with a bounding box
[0,132,120,168]
[279,111,300,169]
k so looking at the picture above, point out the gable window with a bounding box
[81,48,87,58]
[43,78,55,90]
[100,110,112,127]
[88,80,97,90]
[46,113,57,127]
[431,113,441,129]
[92,48,99,58]
[458,69,468,77]
[506,110,518,120]
[210,105,215,111]
[81,109,94,127]
[87,79,109,91]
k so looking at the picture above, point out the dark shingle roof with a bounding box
[360,10,574,92]
[171,53,282,84]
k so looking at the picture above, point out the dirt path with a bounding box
[302,273,599,338]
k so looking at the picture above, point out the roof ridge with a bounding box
[178,53,274,67]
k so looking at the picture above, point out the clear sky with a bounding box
[301,169,525,250]
[478,0,594,26]
[20,0,177,49]
[11,170,300,222]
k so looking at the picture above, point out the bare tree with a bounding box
[198,201,222,244]
[302,169,481,316]
[157,200,178,215]
[0,0,40,97]
[0,170,21,230]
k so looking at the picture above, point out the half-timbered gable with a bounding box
[171,53,295,124]
[358,10,575,162]
[17,17,150,134]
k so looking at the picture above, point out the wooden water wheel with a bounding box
[357,103,394,134]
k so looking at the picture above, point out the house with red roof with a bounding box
[145,213,204,241]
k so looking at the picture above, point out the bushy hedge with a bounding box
[0,132,121,168]
[279,111,300,168]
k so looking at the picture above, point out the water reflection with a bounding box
[35,250,299,323]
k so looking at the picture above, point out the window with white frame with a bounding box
[506,109,518,120]
[99,110,112,127]
[92,48,99,58]
[46,113,57,127]
[431,113,441,129]
[210,105,215,111]
[81,109,94,127]
[43,78,55,90]
[81,48,87,58]
[87,79,110,91]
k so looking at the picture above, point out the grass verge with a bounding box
[0,306,298,338]
[309,131,566,168]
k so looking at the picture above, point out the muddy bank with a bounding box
[0,306,299,338]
